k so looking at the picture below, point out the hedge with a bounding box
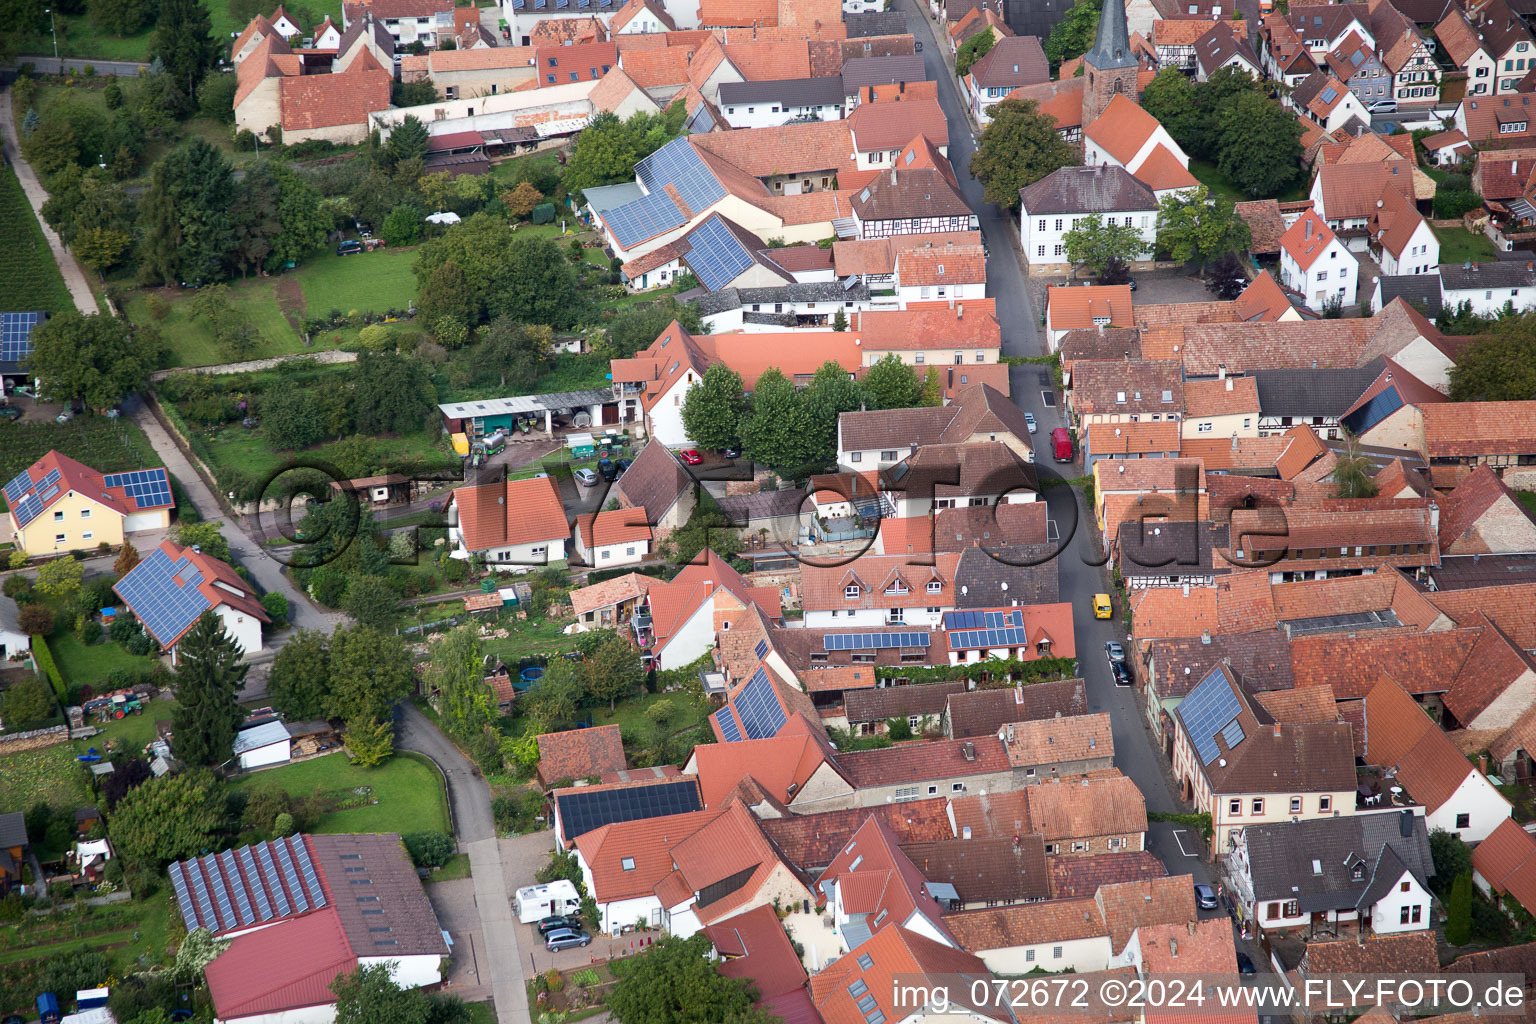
[31,635,65,703]
[874,655,1078,686]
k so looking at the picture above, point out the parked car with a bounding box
[1051,427,1072,462]
[680,449,703,465]
[1194,883,1218,910]
[1092,593,1112,619]
[355,220,373,238]
[1023,412,1037,434]
[1111,661,1133,686]
[1237,952,1256,975]
[615,457,632,475]
[573,468,598,487]
[0,406,21,422]
[1368,99,1398,114]
[598,458,618,482]
[337,239,363,257]
[1105,641,1126,664]
[537,915,581,935]
[723,446,742,459]
[545,928,592,951]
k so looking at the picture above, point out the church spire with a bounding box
[1084,0,1136,70]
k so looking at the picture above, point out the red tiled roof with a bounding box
[116,540,270,649]
[705,904,808,999]
[205,906,357,1019]
[451,473,568,552]
[1472,817,1536,913]
[536,724,626,784]
[1280,210,1341,271]
[1420,401,1536,457]
[8,449,174,523]
[279,60,391,131]
[575,508,654,549]
[534,41,619,85]
[1047,284,1134,330]
[850,97,948,152]
[838,735,1010,788]
[1084,94,1164,169]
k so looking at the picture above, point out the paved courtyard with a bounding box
[427,876,494,1006]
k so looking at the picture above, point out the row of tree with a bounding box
[681,356,937,472]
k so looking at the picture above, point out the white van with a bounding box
[514,880,581,924]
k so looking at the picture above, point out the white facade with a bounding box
[450,529,569,567]
[721,99,843,129]
[1083,123,1186,177]
[1392,44,1440,101]
[314,21,342,47]
[1280,236,1358,309]
[1424,770,1511,843]
[968,934,1112,975]
[642,374,694,448]
[214,603,266,659]
[802,605,951,629]
[615,7,672,32]
[896,279,985,305]
[1442,279,1536,316]
[581,536,650,567]
[1019,206,1158,269]
[234,725,291,770]
[1377,220,1439,277]
[1464,48,1498,95]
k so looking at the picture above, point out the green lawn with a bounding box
[231,750,450,834]
[0,891,179,969]
[426,852,472,882]
[0,743,91,814]
[480,618,585,662]
[10,0,341,62]
[1434,223,1499,265]
[48,631,159,691]
[124,280,337,369]
[298,246,420,316]
[0,163,73,314]
[92,698,176,755]
[1188,159,1307,205]
[198,422,453,490]
[1518,491,1536,517]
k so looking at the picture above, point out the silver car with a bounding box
[1024,412,1038,434]
[573,468,598,487]
[545,928,592,951]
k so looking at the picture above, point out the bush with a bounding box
[531,203,556,225]
[260,591,289,627]
[402,830,456,868]
[2,575,33,600]
[31,636,65,702]
[1447,871,1473,945]
[18,604,55,636]
[1434,189,1484,220]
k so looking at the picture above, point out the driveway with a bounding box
[427,876,494,1006]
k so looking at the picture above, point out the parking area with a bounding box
[427,875,494,1004]
[1030,267,1216,318]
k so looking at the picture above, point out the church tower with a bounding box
[1080,0,1138,131]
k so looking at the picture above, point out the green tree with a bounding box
[263,387,326,450]
[393,78,439,107]
[326,625,415,723]
[152,0,220,115]
[115,541,141,576]
[664,492,743,566]
[741,367,816,469]
[1215,90,1303,197]
[402,831,455,868]
[353,350,435,435]
[1062,213,1147,279]
[601,299,706,359]
[1187,65,1268,158]
[22,116,80,177]
[1044,0,1101,63]
[608,934,774,1024]
[520,656,586,731]
[388,116,431,166]
[343,716,396,767]
[562,110,669,198]
[90,0,155,34]
[74,226,133,281]
[177,521,233,564]
[383,204,423,246]
[495,235,583,326]
[802,360,865,464]
[1448,319,1536,400]
[919,366,943,407]
[473,317,553,390]
[333,963,433,1024]
[681,364,748,452]
[956,31,996,76]
[108,770,224,869]
[341,574,398,628]
[417,260,476,325]
[425,625,495,740]
[269,630,330,719]
[1154,185,1252,270]
[28,312,149,410]
[1330,435,1379,499]
[170,611,248,767]
[1446,871,1474,945]
[413,214,581,328]
[36,555,85,599]
[269,162,332,270]
[581,629,646,711]
[860,353,923,410]
[969,98,1079,210]
[502,181,543,221]
[1138,68,1200,150]
[1,677,55,730]
[1429,828,1472,895]
[138,137,236,286]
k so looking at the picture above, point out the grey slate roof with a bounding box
[845,12,909,36]
[717,487,808,522]
[1147,630,1295,698]
[1251,358,1386,417]
[1375,275,1443,318]
[1438,262,1536,291]
[845,680,968,723]
[718,76,846,107]
[0,811,26,850]
[1115,521,1230,578]
[612,442,693,520]
[1240,811,1434,913]
[738,282,871,305]
[1019,165,1157,216]
[840,55,928,90]
[1084,0,1137,69]
[953,544,1059,607]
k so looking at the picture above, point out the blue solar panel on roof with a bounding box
[291,836,326,908]
[169,864,199,929]
[12,495,44,528]
[115,547,214,647]
[638,138,726,214]
[240,846,274,921]
[0,312,44,363]
[684,216,756,292]
[714,705,743,742]
[1179,667,1244,765]
[3,469,32,506]
[754,638,769,660]
[275,838,308,913]
[1340,386,1403,437]
[736,667,786,739]
[103,468,172,510]
[257,843,292,918]
[1220,719,1246,751]
[557,778,703,842]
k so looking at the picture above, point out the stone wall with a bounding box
[147,349,358,381]
[0,724,71,756]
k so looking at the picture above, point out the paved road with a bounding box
[396,703,530,1024]
[11,56,148,76]
[126,396,345,634]
[906,0,1225,900]
[0,87,100,314]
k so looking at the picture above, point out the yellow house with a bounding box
[5,451,174,557]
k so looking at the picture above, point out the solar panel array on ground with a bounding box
[0,312,44,364]
[114,547,212,646]
[822,632,933,651]
[103,467,172,510]
[557,778,703,842]
[683,215,755,291]
[168,835,328,934]
[1178,667,1246,765]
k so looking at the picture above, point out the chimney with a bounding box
[1225,378,1233,391]
[1479,753,1489,776]
[1170,938,1179,958]
[1273,723,1282,738]
[1218,364,1227,379]
[957,304,964,319]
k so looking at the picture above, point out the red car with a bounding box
[680,449,703,465]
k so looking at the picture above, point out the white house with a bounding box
[232,720,291,770]
[113,541,270,665]
[1372,187,1438,277]
[894,244,987,305]
[610,0,675,34]
[1438,261,1536,315]
[1018,165,1159,272]
[1279,209,1358,309]
[0,594,29,662]
[1082,94,1190,180]
[448,473,570,566]
[716,77,845,129]
[1226,812,1436,937]
[573,509,653,568]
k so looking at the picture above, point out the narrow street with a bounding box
[904,0,1226,896]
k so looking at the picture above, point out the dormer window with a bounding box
[926,581,942,594]
[1093,315,1111,327]
[845,585,861,600]
[1351,862,1364,881]
[885,581,909,595]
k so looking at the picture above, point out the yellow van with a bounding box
[1093,593,1113,619]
